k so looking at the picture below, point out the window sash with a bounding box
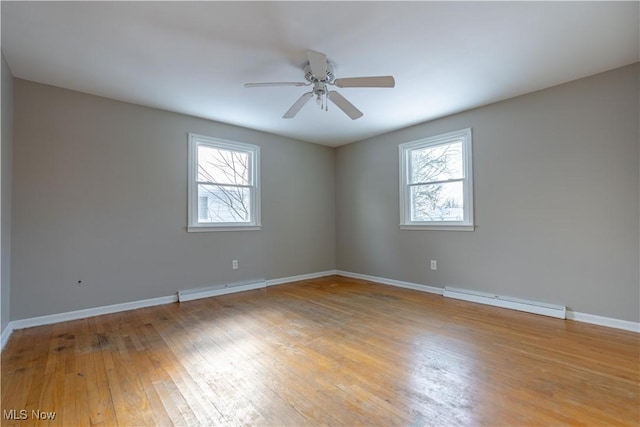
[197,145,252,186]
[197,183,253,224]
[408,140,465,184]
[408,181,465,223]
[407,177,465,187]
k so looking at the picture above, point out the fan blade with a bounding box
[245,82,308,88]
[307,50,327,80]
[334,76,395,88]
[283,92,313,118]
[328,91,363,120]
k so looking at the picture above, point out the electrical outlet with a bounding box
[232,260,238,270]
[430,260,437,270]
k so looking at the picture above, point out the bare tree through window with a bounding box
[197,146,251,223]
[410,141,464,221]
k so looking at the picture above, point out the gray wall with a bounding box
[1,53,13,332]
[10,64,639,324]
[11,79,335,320]
[336,64,639,322]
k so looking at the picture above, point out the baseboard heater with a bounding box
[178,280,267,303]
[443,286,566,319]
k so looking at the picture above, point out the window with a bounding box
[399,128,474,230]
[188,134,261,231]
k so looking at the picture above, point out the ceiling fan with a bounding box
[244,50,395,120]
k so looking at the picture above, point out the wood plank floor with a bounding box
[2,275,639,426]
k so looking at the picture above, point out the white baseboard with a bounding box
[2,270,638,352]
[11,294,178,331]
[178,280,266,302]
[443,286,566,319]
[1,294,178,351]
[335,270,443,295]
[0,271,339,350]
[178,270,339,302]
[1,323,14,350]
[336,270,638,333]
[266,270,337,287]
[566,310,640,333]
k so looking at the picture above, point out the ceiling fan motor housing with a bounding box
[304,61,335,83]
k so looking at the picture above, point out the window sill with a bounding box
[400,224,475,231]
[188,225,262,232]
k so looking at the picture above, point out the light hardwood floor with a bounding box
[1,275,639,426]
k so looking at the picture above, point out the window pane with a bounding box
[197,145,249,185]
[198,196,209,220]
[410,141,463,184]
[198,184,251,223]
[410,181,464,222]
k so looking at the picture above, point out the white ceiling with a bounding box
[2,1,638,147]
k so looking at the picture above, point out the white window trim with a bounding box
[399,128,474,231]
[187,133,261,232]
